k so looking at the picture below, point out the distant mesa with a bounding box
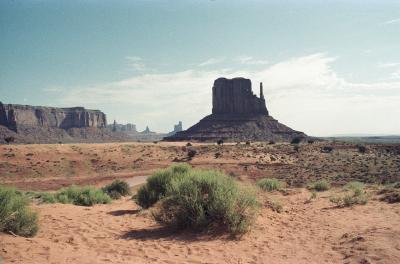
[164,77,306,142]
[109,120,137,132]
[0,102,129,144]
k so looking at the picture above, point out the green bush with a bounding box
[102,180,130,199]
[54,186,111,206]
[0,186,38,237]
[154,169,259,235]
[135,164,191,208]
[256,178,285,192]
[308,180,331,192]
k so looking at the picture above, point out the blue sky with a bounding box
[1,0,400,135]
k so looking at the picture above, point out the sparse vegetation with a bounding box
[378,186,400,203]
[187,148,197,160]
[357,145,367,153]
[55,186,111,206]
[102,180,130,199]
[4,136,15,144]
[290,137,302,144]
[33,186,111,206]
[135,164,191,208]
[343,181,364,191]
[321,146,333,153]
[265,198,283,213]
[154,168,259,235]
[257,178,285,192]
[330,185,369,207]
[217,139,224,145]
[308,179,330,192]
[0,186,38,237]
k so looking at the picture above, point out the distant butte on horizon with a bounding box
[164,77,307,142]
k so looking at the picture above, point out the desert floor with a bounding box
[1,141,400,263]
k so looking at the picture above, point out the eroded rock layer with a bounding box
[0,103,126,143]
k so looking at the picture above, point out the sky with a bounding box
[1,0,400,136]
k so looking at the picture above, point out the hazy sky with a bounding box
[1,0,400,136]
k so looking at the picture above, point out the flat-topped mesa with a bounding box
[0,102,107,132]
[212,77,268,116]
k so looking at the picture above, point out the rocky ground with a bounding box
[1,141,400,263]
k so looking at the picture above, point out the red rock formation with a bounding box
[165,77,307,142]
[0,103,106,132]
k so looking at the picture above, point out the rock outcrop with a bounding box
[0,102,128,143]
[0,103,106,132]
[212,78,268,115]
[164,77,307,142]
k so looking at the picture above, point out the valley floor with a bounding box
[1,188,399,264]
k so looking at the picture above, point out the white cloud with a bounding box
[47,53,400,135]
[378,62,400,68]
[235,55,269,65]
[383,18,400,24]
[126,56,147,72]
[198,58,225,67]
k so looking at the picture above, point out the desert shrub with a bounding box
[357,145,367,153]
[217,139,224,145]
[187,148,197,160]
[257,178,285,192]
[54,186,111,206]
[265,198,283,213]
[290,137,302,144]
[308,179,330,192]
[135,164,191,208]
[102,180,130,199]
[27,192,57,204]
[380,190,400,203]
[378,186,400,203]
[0,186,38,237]
[307,140,315,144]
[321,146,334,153]
[268,140,275,145]
[154,169,259,235]
[4,136,15,144]
[245,141,251,145]
[330,186,369,207]
[186,142,192,147]
[293,145,299,152]
[343,181,364,191]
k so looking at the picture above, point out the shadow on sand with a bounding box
[121,226,233,242]
[108,209,141,216]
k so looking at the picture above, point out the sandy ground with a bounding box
[1,188,399,264]
[1,141,400,263]
[1,141,400,190]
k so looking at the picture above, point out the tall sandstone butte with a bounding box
[165,77,307,142]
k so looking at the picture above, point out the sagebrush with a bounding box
[0,186,38,237]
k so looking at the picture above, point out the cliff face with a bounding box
[212,77,268,116]
[0,103,107,132]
